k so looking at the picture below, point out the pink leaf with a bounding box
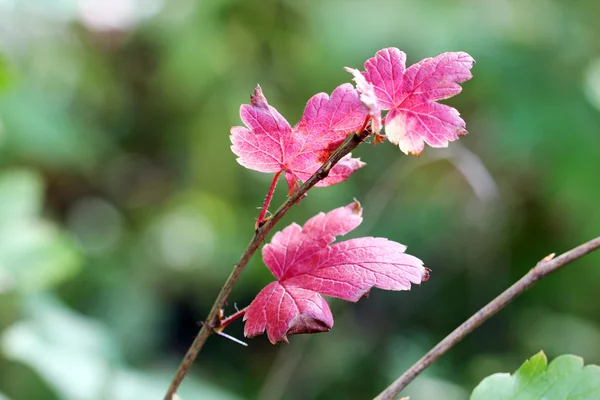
[244,201,428,343]
[230,86,295,173]
[359,48,474,155]
[231,84,369,194]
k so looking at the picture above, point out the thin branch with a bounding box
[164,130,371,400]
[374,236,600,400]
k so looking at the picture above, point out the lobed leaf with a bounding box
[471,351,600,400]
[354,47,474,155]
[244,201,428,343]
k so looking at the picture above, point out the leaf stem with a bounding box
[164,130,371,400]
[358,115,371,136]
[373,236,600,400]
[256,170,282,229]
[217,306,248,331]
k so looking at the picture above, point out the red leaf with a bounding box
[357,48,474,155]
[230,85,368,194]
[244,201,427,344]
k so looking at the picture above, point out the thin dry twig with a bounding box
[374,236,600,400]
[164,130,371,400]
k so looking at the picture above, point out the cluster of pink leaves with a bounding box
[229,47,474,343]
[230,84,368,195]
[230,47,474,193]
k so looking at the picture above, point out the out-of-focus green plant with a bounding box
[2,295,239,400]
[0,169,80,292]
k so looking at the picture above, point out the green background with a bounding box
[0,0,599,399]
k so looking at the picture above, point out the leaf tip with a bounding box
[276,335,290,344]
[349,199,362,216]
[250,84,268,108]
[422,267,431,282]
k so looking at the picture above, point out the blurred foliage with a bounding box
[0,0,599,399]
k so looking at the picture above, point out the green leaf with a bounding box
[471,351,600,400]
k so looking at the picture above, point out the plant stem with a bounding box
[374,236,600,400]
[217,306,248,331]
[164,130,371,400]
[256,170,282,229]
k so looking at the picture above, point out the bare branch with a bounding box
[374,236,600,400]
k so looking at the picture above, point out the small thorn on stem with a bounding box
[256,216,271,231]
[535,253,556,268]
[541,253,556,262]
